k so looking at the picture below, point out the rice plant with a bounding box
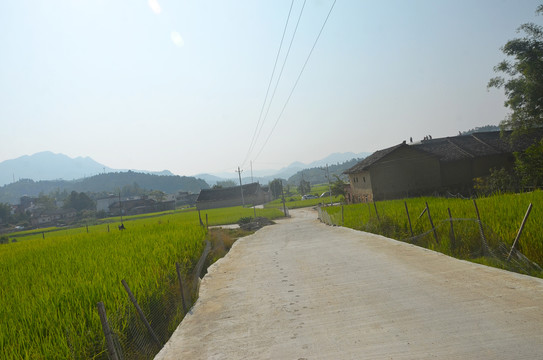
[0,212,206,359]
[321,191,543,276]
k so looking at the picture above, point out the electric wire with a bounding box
[251,0,307,161]
[242,0,295,168]
[253,0,337,162]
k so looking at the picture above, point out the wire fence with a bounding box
[318,205,542,277]
[95,240,210,360]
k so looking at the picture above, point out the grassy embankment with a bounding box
[321,191,543,277]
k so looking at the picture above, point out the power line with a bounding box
[251,0,307,159]
[242,0,295,168]
[253,0,337,162]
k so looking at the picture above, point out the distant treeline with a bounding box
[0,171,209,204]
[286,158,361,186]
[461,125,500,135]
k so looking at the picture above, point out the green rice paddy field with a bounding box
[321,191,543,274]
[0,206,283,359]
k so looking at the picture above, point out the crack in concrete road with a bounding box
[155,208,543,359]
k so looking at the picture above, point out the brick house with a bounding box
[344,130,543,202]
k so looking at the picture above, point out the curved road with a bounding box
[156,208,543,359]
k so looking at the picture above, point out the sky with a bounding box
[1,0,542,177]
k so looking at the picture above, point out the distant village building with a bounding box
[19,196,36,210]
[196,182,271,210]
[30,209,77,226]
[108,197,175,216]
[176,191,199,207]
[96,195,118,213]
[344,130,543,202]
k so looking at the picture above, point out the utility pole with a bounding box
[250,161,257,218]
[301,172,305,196]
[119,192,125,229]
[326,164,333,206]
[236,167,245,207]
[281,184,287,217]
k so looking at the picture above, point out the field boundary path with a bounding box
[155,208,543,359]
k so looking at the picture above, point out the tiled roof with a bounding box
[197,182,261,202]
[345,129,543,174]
[344,143,405,174]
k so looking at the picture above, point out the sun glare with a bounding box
[171,31,184,47]
[148,0,161,14]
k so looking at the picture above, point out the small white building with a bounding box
[96,195,117,213]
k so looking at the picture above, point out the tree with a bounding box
[269,179,283,199]
[514,138,543,188]
[488,5,543,133]
[36,194,57,211]
[473,168,519,195]
[0,203,11,223]
[121,182,143,197]
[216,180,237,188]
[297,179,311,196]
[148,190,166,202]
[64,191,95,211]
[330,175,347,197]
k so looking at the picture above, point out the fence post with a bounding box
[198,210,204,227]
[205,214,208,231]
[447,208,456,251]
[507,203,533,262]
[404,201,414,237]
[121,279,162,346]
[425,202,439,244]
[192,240,212,294]
[42,232,45,239]
[107,224,110,233]
[373,202,380,221]
[418,207,427,219]
[86,224,89,233]
[341,206,344,226]
[472,199,488,256]
[97,302,119,360]
[175,262,188,314]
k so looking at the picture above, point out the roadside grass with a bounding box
[321,191,543,277]
[195,206,284,226]
[0,205,283,359]
[203,227,255,273]
[0,212,206,359]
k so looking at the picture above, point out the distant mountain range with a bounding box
[195,152,371,185]
[0,151,173,186]
[0,151,370,187]
[0,151,370,204]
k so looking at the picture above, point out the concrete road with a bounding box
[155,208,543,359]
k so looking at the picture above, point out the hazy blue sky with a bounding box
[1,0,541,177]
